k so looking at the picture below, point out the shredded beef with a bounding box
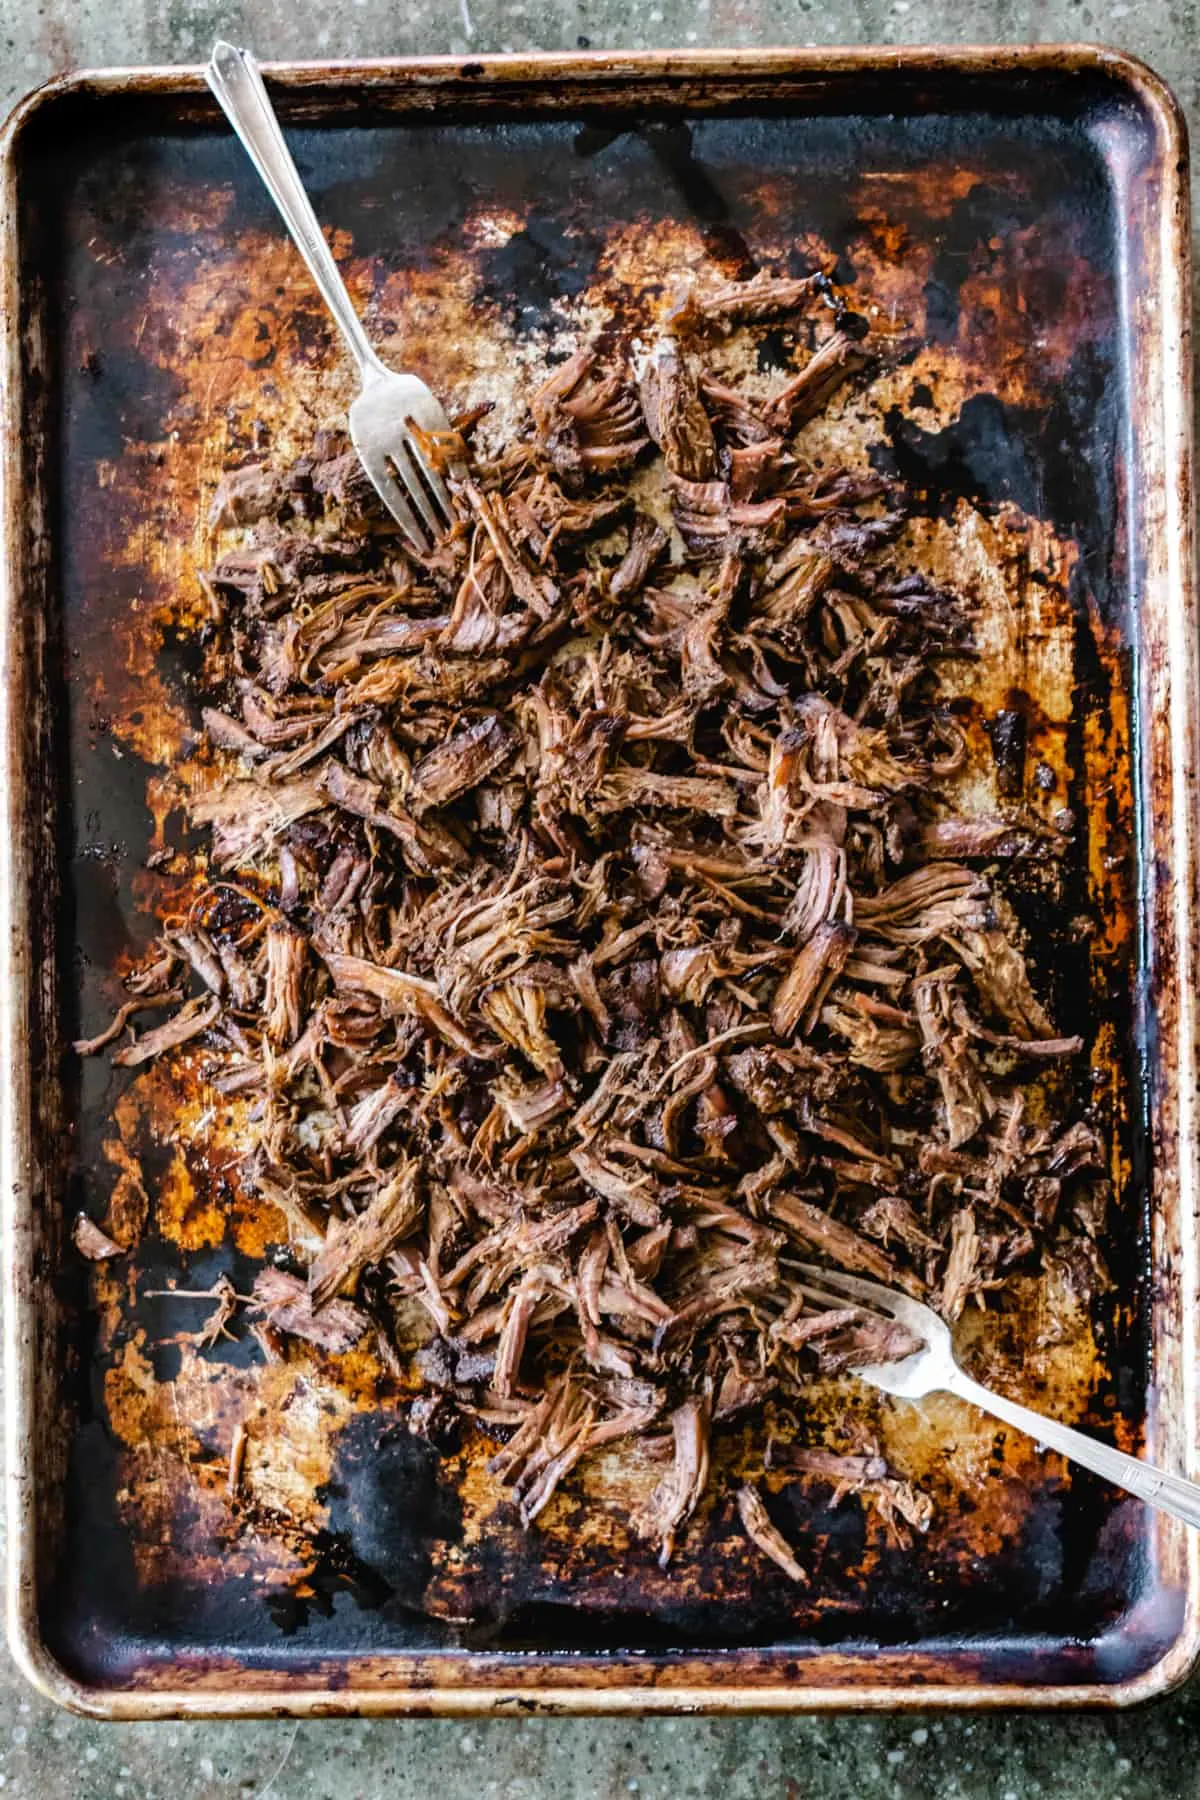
[79,267,1104,1568]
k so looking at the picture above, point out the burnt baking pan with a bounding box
[1,45,1197,1716]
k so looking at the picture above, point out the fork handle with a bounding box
[206,42,384,380]
[947,1368,1200,1531]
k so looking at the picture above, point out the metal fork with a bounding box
[206,41,456,554]
[793,1261,1200,1530]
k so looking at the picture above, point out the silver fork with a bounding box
[206,41,456,554]
[793,1261,1200,1530]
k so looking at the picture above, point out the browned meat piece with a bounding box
[948,925,1055,1040]
[1045,1119,1105,1177]
[325,953,481,1055]
[773,1302,862,1347]
[493,1272,547,1398]
[770,1193,921,1297]
[480,980,562,1074]
[522,474,628,540]
[859,1194,941,1257]
[310,446,376,512]
[801,1309,924,1374]
[343,1076,411,1155]
[318,761,466,873]
[241,688,333,748]
[822,993,921,1072]
[170,929,226,996]
[252,1267,369,1353]
[309,1164,424,1306]
[771,920,856,1037]
[697,372,776,444]
[202,706,266,756]
[736,1484,808,1582]
[316,613,449,671]
[193,1273,241,1348]
[440,553,532,653]
[696,269,823,325]
[123,946,181,999]
[408,715,515,816]
[753,544,834,644]
[660,944,723,1006]
[488,1375,633,1526]
[189,776,327,869]
[854,864,984,943]
[725,1044,834,1119]
[610,516,669,598]
[226,1421,248,1497]
[263,921,307,1047]
[498,1074,571,1134]
[913,972,991,1148]
[112,994,221,1068]
[531,347,649,476]
[73,988,185,1057]
[728,441,785,500]
[938,1207,1003,1322]
[867,1476,935,1546]
[633,1399,710,1565]
[570,1147,661,1228]
[464,482,559,616]
[765,331,870,432]
[669,474,786,556]
[595,768,739,816]
[769,1445,889,1482]
[713,1366,773,1420]
[217,938,260,1009]
[637,339,718,479]
[208,462,292,529]
[792,693,918,795]
[968,1022,1084,1059]
[919,814,1070,859]
[73,1215,125,1261]
[783,467,892,518]
[773,1434,934,1547]
[780,838,847,942]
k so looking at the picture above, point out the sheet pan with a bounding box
[1,45,1196,1714]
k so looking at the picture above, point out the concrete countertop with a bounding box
[2,1,1197,1795]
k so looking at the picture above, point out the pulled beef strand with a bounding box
[82,275,1104,1567]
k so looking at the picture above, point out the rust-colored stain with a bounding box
[7,51,1191,1709]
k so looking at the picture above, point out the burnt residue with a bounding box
[572,118,758,276]
[755,327,794,372]
[63,342,187,471]
[15,63,1173,1700]
[133,1238,269,1382]
[878,341,1120,619]
[320,1414,463,1619]
[987,705,1028,798]
[476,219,601,332]
[433,1453,1139,1655]
[265,1530,392,1635]
[639,120,758,275]
[923,182,1051,344]
[64,730,163,1055]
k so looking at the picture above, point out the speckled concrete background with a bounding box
[3,2,1200,1796]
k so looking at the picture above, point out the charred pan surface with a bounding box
[20,78,1162,1695]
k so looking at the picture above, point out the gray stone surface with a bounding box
[2,1,1200,1795]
